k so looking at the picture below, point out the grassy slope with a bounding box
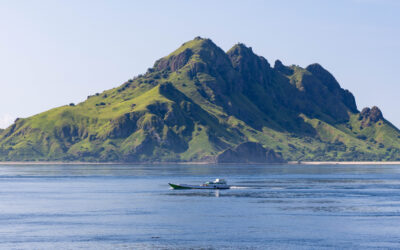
[0,38,399,162]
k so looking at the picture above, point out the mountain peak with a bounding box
[227,42,271,83]
[173,36,218,55]
[153,37,226,72]
[306,63,341,91]
[193,36,207,41]
[227,43,259,63]
[274,60,293,75]
[228,43,253,53]
[1,38,398,162]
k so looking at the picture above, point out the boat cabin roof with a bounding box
[205,179,227,184]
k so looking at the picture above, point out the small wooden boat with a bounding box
[169,179,230,189]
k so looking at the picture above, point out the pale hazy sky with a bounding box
[0,0,399,128]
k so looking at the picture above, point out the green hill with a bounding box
[1,37,399,162]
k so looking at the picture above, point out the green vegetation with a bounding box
[0,37,399,162]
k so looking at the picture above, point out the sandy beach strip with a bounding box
[0,161,398,165]
[289,161,400,165]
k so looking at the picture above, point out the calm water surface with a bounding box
[0,164,400,249]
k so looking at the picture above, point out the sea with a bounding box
[0,163,400,249]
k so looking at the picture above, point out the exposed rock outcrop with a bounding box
[359,106,384,127]
[154,48,193,72]
[274,60,294,75]
[0,37,398,162]
[306,63,358,113]
[227,43,271,86]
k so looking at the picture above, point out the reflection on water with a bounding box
[0,163,400,249]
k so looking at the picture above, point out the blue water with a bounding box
[0,164,400,249]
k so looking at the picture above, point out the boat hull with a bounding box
[168,183,230,189]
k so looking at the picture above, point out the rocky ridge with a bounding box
[0,37,399,162]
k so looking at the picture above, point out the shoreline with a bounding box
[289,161,400,165]
[0,161,399,165]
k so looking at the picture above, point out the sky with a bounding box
[0,0,399,128]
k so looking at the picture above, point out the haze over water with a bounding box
[1,164,400,249]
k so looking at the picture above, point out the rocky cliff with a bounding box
[0,37,399,162]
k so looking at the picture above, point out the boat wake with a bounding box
[229,186,251,189]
